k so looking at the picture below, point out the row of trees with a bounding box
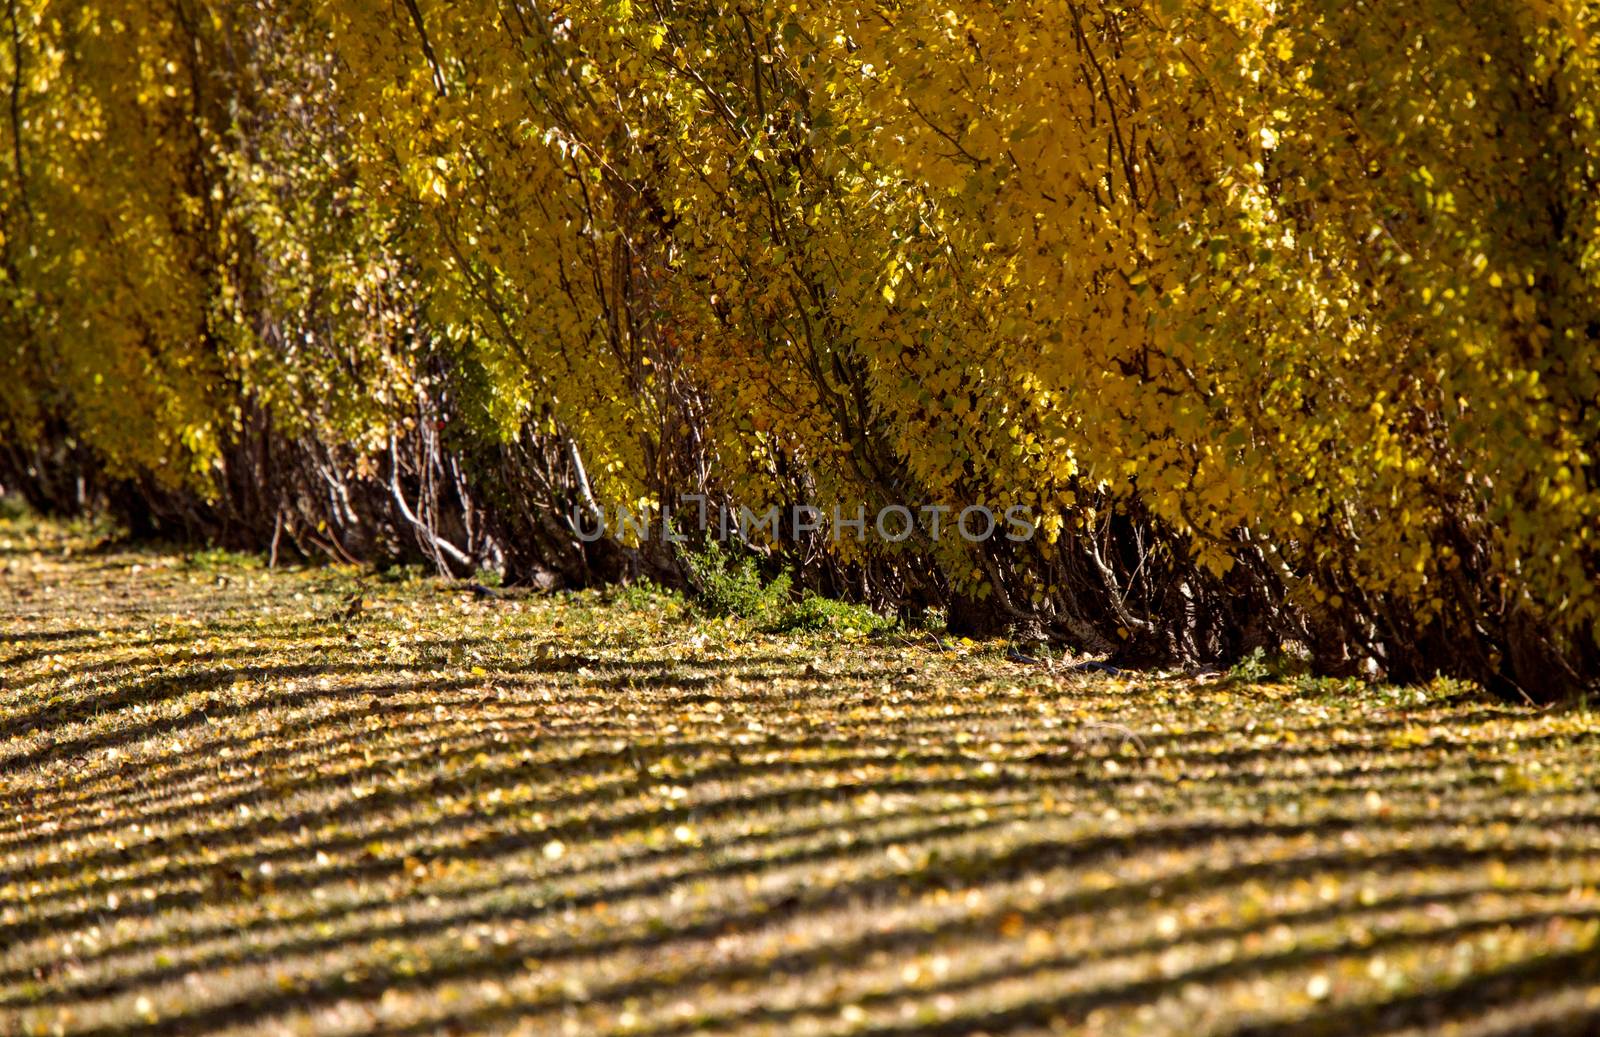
[2,1,1596,698]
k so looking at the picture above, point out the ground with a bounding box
[2,517,1599,1037]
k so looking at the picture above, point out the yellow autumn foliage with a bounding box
[1,0,1595,696]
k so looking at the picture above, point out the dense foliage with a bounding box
[1,0,1596,698]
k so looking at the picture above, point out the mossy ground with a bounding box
[3,517,1599,1036]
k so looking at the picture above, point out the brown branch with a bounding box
[400,0,449,97]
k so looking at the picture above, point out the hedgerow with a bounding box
[1,0,1595,698]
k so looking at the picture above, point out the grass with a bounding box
[2,515,1599,1036]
